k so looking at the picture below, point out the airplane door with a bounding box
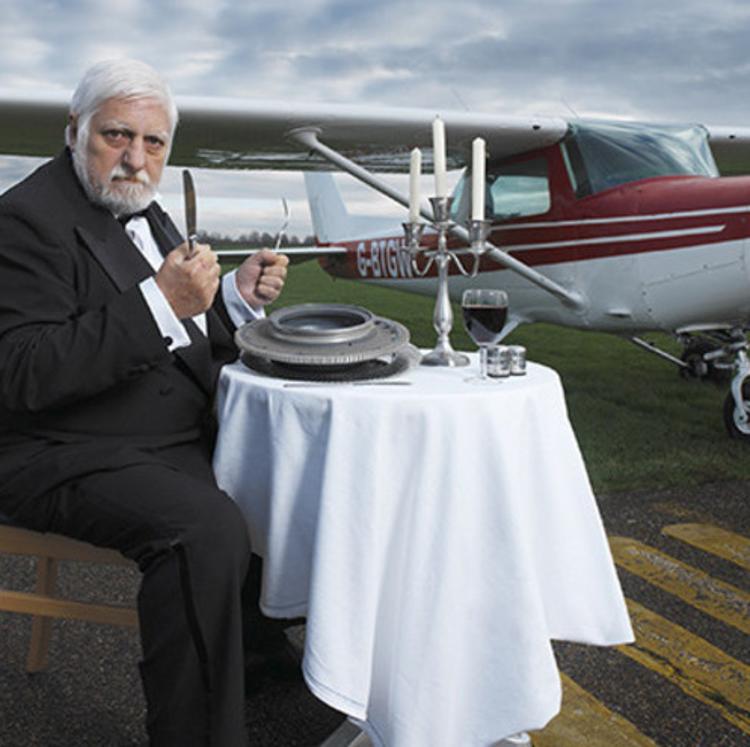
[485,152,581,326]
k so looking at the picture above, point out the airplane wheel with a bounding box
[723,385,750,440]
[680,341,731,383]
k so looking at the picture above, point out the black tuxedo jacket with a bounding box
[0,150,239,515]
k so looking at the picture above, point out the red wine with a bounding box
[462,304,507,344]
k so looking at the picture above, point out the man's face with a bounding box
[70,96,171,215]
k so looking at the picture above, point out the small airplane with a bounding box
[2,90,750,438]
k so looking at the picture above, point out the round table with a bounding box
[213,356,633,747]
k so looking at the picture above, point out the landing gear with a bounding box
[678,336,733,383]
[724,386,750,439]
[630,328,750,440]
[723,342,750,440]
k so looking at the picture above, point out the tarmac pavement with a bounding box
[0,480,748,746]
[536,479,750,747]
[0,562,343,746]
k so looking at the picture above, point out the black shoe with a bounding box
[243,615,306,653]
[266,639,304,679]
[244,638,303,695]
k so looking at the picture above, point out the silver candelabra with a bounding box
[402,197,492,366]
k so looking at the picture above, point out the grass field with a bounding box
[260,260,749,494]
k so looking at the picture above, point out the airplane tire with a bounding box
[723,386,750,440]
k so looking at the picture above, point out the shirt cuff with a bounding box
[139,277,192,351]
[222,270,266,327]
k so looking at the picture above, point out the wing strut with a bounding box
[288,128,585,311]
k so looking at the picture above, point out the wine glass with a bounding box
[461,289,509,382]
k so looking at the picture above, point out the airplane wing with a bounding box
[705,125,750,176]
[2,88,750,175]
[216,245,348,267]
[0,89,566,171]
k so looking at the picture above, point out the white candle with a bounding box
[409,147,422,223]
[471,137,486,221]
[432,116,447,198]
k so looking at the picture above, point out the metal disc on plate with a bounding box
[241,345,421,382]
[269,304,376,344]
[235,303,410,367]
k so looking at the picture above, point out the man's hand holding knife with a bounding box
[155,169,288,320]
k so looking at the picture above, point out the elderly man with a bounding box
[0,60,289,745]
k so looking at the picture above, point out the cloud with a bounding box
[1,0,750,235]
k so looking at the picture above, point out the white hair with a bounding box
[66,59,177,216]
[65,59,178,148]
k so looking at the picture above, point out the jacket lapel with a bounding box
[144,203,221,393]
[48,150,154,292]
[147,203,236,350]
[61,152,232,394]
[145,202,183,254]
[75,222,155,292]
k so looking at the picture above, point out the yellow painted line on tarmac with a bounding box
[609,537,750,634]
[651,501,716,524]
[662,523,750,572]
[619,599,750,735]
[531,673,658,747]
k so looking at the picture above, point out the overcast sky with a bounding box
[1,0,749,238]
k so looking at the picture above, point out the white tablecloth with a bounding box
[213,357,633,747]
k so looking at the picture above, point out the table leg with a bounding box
[319,720,371,746]
[495,733,532,746]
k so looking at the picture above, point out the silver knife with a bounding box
[182,169,198,258]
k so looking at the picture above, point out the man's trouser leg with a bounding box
[42,459,252,747]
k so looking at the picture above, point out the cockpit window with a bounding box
[562,121,718,198]
[487,157,551,220]
[451,156,551,224]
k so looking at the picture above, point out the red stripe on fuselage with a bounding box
[321,175,750,279]
[322,212,749,279]
[495,213,747,267]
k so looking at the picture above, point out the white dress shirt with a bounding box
[123,215,264,350]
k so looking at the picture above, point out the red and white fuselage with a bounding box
[314,137,750,336]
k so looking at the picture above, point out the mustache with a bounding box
[109,165,151,185]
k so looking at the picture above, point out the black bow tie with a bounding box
[117,205,152,226]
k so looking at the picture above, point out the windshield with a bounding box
[562,121,718,197]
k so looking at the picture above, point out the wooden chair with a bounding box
[0,522,138,672]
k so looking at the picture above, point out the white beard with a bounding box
[72,147,157,217]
